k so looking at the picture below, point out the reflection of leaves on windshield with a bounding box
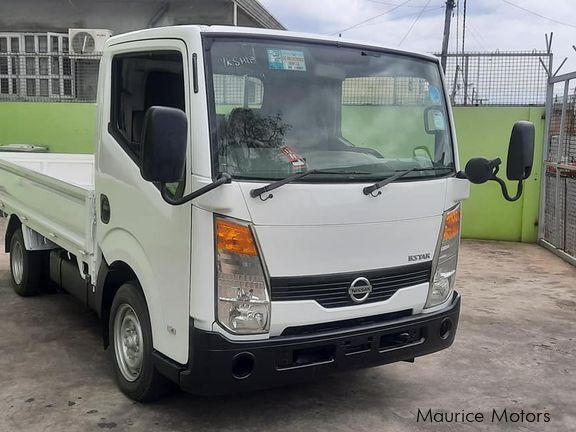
[225,109,290,148]
[219,109,292,174]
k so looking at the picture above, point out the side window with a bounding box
[110,50,185,162]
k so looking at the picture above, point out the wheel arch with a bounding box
[97,258,140,348]
[5,214,21,253]
[97,228,164,353]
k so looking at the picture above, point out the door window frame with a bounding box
[105,40,191,196]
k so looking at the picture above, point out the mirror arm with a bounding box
[489,176,524,202]
[456,171,468,179]
[161,173,232,205]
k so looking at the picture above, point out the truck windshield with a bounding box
[205,37,455,182]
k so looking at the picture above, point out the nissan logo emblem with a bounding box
[348,277,372,303]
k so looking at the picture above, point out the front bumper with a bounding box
[157,292,460,395]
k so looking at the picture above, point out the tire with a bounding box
[9,228,44,297]
[109,282,175,402]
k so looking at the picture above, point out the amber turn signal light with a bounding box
[443,207,461,241]
[216,218,258,256]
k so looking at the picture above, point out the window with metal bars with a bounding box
[0,32,98,102]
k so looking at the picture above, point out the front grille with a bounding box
[270,262,432,309]
[280,309,413,337]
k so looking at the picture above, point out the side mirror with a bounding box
[506,121,535,181]
[140,106,232,206]
[462,121,535,202]
[140,106,187,183]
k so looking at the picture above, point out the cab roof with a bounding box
[107,25,439,63]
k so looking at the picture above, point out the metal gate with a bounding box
[539,71,576,266]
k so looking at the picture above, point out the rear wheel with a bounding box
[109,282,175,402]
[9,228,44,296]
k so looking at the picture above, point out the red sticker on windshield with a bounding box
[280,146,307,170]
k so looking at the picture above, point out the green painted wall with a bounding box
[0,102,544,242]
[341,105,544,242]
[453,107,544,243]
[342,106,434,158]
[340,105,544,242]
[0,103,95,154]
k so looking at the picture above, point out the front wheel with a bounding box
[109,282,175,402]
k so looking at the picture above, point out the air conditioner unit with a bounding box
[69,29,113,54]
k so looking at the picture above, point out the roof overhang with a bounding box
[234,0,285,30]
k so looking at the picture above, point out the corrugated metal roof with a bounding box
[235,0,285,30]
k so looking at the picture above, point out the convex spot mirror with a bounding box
[464,157,500,185]
[140,106,187,184]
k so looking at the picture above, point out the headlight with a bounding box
[215,217,270,334]
[425,205,461,308]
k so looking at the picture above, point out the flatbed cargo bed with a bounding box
[0,152,95,272]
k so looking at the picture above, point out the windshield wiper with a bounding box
[363,167,454,196]
[250,169,369,201]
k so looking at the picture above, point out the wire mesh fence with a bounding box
[1,45,552,107]
[548,91,576,165]
[440,52,551,106]
[0,31,104,103]
[342,77,430,106]
[540,75,576,263]
[0,51,101,102]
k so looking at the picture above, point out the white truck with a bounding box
[0,26,535,401]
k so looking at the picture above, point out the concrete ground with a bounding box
[0,230,575,432]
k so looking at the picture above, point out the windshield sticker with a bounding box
[267,49,307,71]
[429,85,442,104]
[280,146,307,170]
[432,111,446,130]
[219,56,256,69]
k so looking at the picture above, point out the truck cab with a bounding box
[0,25,535,401]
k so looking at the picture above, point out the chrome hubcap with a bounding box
[114,304,144,382]
[11,241,24,285]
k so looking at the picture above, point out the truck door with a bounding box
[96,40,192,364]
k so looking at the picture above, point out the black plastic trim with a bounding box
[281,309,412,337]
[152,351,185,384]
[169,292,460,395]
[93,260,109,317]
